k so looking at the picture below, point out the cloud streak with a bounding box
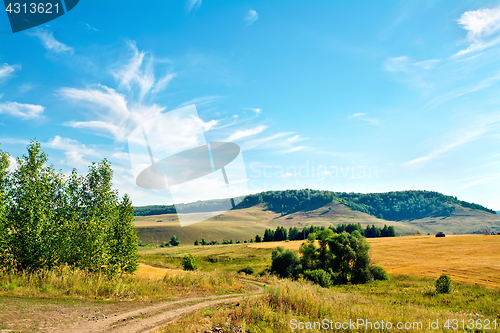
[404,115,500,166]
[28,30,74,54]
[226,125,267,142]
[60,85,165,141]
[244,10,259,25]
[0,102,44,119]
[187,0,202,13]
[0,63,20,80]
[348,112,379,125]
[453,6,500,57]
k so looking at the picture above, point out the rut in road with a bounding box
[60,279,267,333]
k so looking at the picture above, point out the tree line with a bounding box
[257,223,396,243]
[134,189,495,222]
[0,141,138,275]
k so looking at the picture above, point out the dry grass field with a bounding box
[251,235,500,289]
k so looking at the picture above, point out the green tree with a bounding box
[271,246,302,278]
[77,159,118,271]
[288,226,300,241]
[170,235,180,246]
[255,234,262,243]
[0,148,11,267]
[299,238,318,270]
[328,231,372,284]
[263,229,274,242]
[194,239,199,246]
[8,140,61,271]
[108,194,139,275]
[274,226,287,241]
[316,229,334,269]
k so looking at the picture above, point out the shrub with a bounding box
[238,266,255,275]
[170,235,180,246]
[303,269,332,288]
[194,240,199,246]
[370,265,389,280]
[271,246,302,279]
[181,253,199,271]
[436,274,452,294]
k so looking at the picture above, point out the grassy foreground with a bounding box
[160,276,500,333]
[0,264,248,302]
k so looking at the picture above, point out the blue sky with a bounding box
[0,0,499,209]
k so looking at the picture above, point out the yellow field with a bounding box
[134,263,180,280]
[250,235,500,289]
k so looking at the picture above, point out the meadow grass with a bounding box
[139,243,274,273]
[159,276,500,333]
[0,265,248,302]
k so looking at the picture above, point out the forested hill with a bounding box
[134,189,496,221]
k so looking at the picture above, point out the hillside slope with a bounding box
[134,190,500,244]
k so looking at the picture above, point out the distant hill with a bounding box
[133,190,500,243]
[135,190,496,220]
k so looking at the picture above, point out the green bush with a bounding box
[370,265,389,281]
[271,247,302,279]
[238,266,255,275]
[436,274,452,294]
[181,253,199,271]
[170,235,180,246]
[303,269,332,288]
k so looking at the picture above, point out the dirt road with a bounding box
[57,278,266,333]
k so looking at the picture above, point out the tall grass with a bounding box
[0,266,248,301]
[160,277,496,333]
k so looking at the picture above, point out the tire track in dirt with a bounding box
[60,279,266,333]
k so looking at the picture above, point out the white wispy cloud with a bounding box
[242,107,262,115]
[279,146,305,154]
[460,173,500,190]
[152,73,176,94]
[0,102,44,119]
[187,0,202,13]
[226,125,267,142]
[8,156,16,172]
[348,112,379,125]
[85,23,98,32]
[28,30,74,54]
[0,63,20,79]
[404,115,500,166]
[242,131,308,154]
[244,10,259,26]
[112,41,156,101]
[425,71,500,108]
[453,6,500,57]
[60,42,180,141]
[348,113,366,118]
[177,96,221,108]
[383,56,440,86]
[46,136,97,169]
[60,85,165,141]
